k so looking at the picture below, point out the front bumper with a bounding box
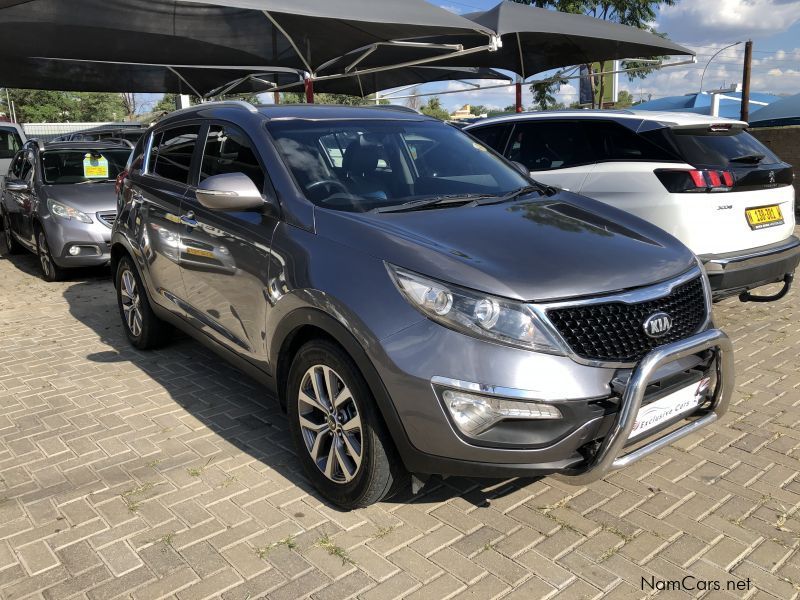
[42,214,112,268]
[700,236,800,300]
[377,318,732,480]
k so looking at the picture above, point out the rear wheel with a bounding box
[287,339,408,508]
[36,229,64,282]
[115,255,171,349]
[1,208,24,255]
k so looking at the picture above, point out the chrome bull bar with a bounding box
[556,328,734,486]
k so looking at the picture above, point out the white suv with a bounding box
[466,111,799,302]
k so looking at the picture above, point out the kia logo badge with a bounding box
[643,312,673,338]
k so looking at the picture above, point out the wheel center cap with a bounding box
[326,415,336,432]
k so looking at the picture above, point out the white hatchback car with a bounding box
[466,111,799,302]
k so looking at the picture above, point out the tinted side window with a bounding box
[507,121,594,171]
[0,129,21,159]
[584,121,676,162]
[150,125,200,184]
[468,124,510,153]
[20,153,34,181]
[200,124,265,191]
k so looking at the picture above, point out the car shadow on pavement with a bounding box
[61,279,539,511]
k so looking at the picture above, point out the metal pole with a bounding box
[741,40,753,123]
[273,91,281,104]
[515,81,522,113]
[699,41,741,93]
[304,78,314,104]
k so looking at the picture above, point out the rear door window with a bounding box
[506,121,594,171]
[467,124,511,154]
[149,125,200,184]
[0,129,22,159]
[583,121,677,162]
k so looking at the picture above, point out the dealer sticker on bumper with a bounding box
[629,378,711,441]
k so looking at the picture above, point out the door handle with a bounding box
[180,211,197,227]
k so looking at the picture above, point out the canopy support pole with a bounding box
[262,10,314,75]
[515,81,523,113]
[305,78,314,103]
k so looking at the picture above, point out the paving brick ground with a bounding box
[1,229,799,600]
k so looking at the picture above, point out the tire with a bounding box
[36,228,64,282]
[1,207,25,255]
[287,339,408,508]
[115,255,171,349]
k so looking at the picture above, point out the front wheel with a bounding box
[287,340,408,508]
[115,255,171,349]
[36,230,64,282]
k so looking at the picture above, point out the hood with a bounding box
[42,182,117,214]
[315,191,697,302]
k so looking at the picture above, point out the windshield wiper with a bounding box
[372,193,494,213]
[472,185,546,206]
[729,153,765,163]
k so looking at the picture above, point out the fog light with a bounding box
[68,246,80,256]
[442,389,562,436]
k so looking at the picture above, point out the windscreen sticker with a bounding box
[83,153,109,178]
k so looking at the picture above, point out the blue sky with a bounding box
[141,0,800,113]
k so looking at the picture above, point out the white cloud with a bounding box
[660,0,800,42]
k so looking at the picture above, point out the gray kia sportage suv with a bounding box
[112,102,733,508]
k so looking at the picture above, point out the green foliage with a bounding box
[531,71,570,111]
[154,92,261,114]
[1,89,128,122]
[614,89,634,108]
[280,92,385,105]
[419,97,451,121]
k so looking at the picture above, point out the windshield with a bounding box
[268,119,529,212]
[41,148,131,184]
[0,128,22,159]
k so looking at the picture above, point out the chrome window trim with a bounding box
[142,131,155,175]
[529,266,712,369]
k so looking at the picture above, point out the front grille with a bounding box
[97,211,117,228]
[546,276,707,363]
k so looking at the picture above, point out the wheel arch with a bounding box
[271,308,414,467]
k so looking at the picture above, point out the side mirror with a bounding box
[510,161,531,177]
[5,179,30,192]
[195,172,266,211]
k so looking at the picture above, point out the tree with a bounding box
[614,89,634,108]
[469,104,490,116]
[120,93,138,120]
[1,89,127,122]
[513,0,677,108]
[281,92,378,105]
[531,71,569,110]
[420,97,450,121]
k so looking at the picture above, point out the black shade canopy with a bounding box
[0,0,492,75]
[319,1,694,79]
[274,67,511,98]
[0,57,305,95]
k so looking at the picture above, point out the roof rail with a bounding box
[166,99,258,118]
[364,104,421,115]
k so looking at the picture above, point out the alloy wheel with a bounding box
[3,215,11,249]
[38,232,52,278]
[297,364,363,484]
[119,269,143,337]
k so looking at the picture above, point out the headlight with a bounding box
[47,199,93,224]
[387,264,564,354]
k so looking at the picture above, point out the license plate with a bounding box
[745,205,784,230]
[628,378,710,441]
[185,247,215,259]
